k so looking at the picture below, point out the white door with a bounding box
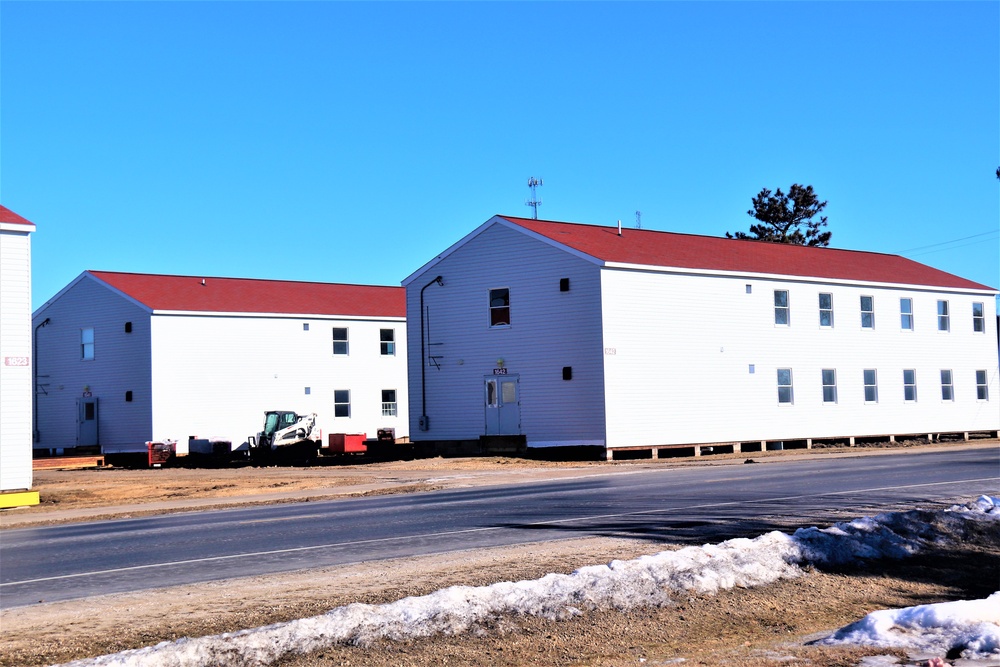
[484,375,520,435]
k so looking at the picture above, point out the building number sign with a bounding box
[4,356,29,367]
[492,368,508,375]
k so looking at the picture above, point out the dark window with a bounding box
[382,389,397,416]
[774,291,789,325]
[560,278,570,292]
[332,328,349,355]
[124,322,132,333]
[334,389,351,417]
[380,329,395,355]
[489,288,510,327]
[562,366,573,380]
[125,391,133,402]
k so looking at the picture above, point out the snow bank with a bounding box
[58,496,1000,667]
[819,592,1000,659]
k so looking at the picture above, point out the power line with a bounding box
[895,230,998,254]
[903,234,1000,259]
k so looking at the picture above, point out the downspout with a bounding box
[418,275,443,430]
[32,317,51,443]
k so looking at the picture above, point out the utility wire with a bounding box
[895,230,998,254]
[903,234,1000,259]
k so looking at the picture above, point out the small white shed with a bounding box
[1,205,39,507]
[403,215,999,458]
[32,271,408,458]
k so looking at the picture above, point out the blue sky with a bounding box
[2,1,997,310]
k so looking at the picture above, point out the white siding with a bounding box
[406,223,607,446]
[0,229,33,491]
[150,314,408,449]
[601,269,1000,447]
[33,276,153,452]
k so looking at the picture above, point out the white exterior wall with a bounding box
[601,268,999,447]
[406,223,607,446]
[150,314,408,450]
[32,276,153,452]
[0,227,34,491]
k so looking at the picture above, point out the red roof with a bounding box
[88,271,405,317]
[0,205,35,226]
[500,216,994,291]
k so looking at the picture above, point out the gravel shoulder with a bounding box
[2,441,997,667]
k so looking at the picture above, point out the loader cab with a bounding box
[263,411,300,438]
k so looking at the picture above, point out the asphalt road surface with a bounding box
[2,448,997,609]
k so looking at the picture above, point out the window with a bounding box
[332,328,349,355]
[940,370,954,401]
[973,302,985,333]
[903,369,917,402]
[81,328,95,361]
[304,387,311,395]
[821,369,837,403]
[900,298,913,330]
[777,368,793,404]
[860,296,875,329]
[382,389,398,416]
[334,389,351,417]
[819,293,834,327]
[489,288,510,327]
[937,300,949,331]
[124,321,132,333]
[303,323,310,331]
[976,370,989,400]
[863,369,878,403]
[380,329,395,355]
[774,290,789,325]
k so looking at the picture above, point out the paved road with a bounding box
[1,447,996,609]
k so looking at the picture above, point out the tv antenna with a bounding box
[635,210,642,229]
[526,177,543,219]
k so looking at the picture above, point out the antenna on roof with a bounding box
[635,210,642,229]
[526,177,543,219]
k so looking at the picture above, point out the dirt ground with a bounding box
[2,443,998,667]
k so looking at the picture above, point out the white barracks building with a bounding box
[32,272,408,457]
[0,205,39,507]
[404,215,999,459]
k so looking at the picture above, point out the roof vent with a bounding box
[200,279,206,286]
[617,219,622,236]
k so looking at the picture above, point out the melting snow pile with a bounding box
[818,592,1000,660]
[61,495,1000,667]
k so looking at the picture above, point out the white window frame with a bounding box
[863,369,878,403]
[860,295,875,329]
[937,300,950,332]
[81,327,95,361]
[821,369,837,403]
[489,287,511,328]
[777,368,793,404]
[380,329,395,356]
[774,290,790,326]
[334,389,351,417]
[900,298,913,331]
[332,327,349,355]
[972,302,985,333]
[903,369,917,402]
[382,389,398,416]
[940,370,954,401]
[976,370,989,401]
[818,293,834,328]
